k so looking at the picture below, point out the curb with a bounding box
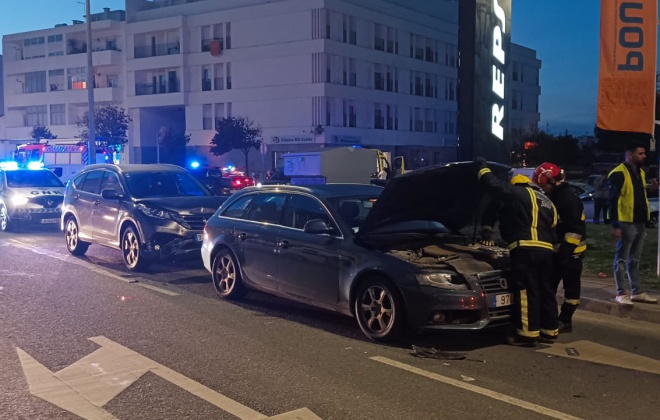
[571,295,660,324]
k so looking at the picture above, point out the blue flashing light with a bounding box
[0,161,19,170]
[190,161,201,169]
[27,161,45,170]
[104,154,110,162]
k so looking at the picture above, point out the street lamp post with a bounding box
[85,0,96,164]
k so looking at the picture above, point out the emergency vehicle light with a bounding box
[0,161,19,170]
[27,162,45,170]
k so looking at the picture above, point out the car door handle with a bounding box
[236,232,247,241]
[277,240,289,248]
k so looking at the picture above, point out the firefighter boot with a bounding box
[558,302,577,333]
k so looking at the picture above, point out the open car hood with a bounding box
[358,161,510,236]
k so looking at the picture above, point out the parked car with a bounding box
[566,181,594,196]
[580,191,658,227]
[62,164,227,270]
[201,162,514,341]
[0,163,65,231]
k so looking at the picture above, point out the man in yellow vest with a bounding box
[608,142,659,305]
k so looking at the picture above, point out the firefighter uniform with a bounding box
[548,182,587,328]
[478,166,559,345]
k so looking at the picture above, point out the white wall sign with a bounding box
[271,136,314,144]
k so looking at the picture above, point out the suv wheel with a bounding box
[354,277,405,342]
[121,226,149,271]
[0,205,14,232]
[212,249,246,299]
[65,217,89,255]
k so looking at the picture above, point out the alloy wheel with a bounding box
[122,229,140,268]
[358,285,395,333]
[215,254,236,293]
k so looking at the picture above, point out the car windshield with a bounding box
[124,171,211,198]
[6,170,64,188]
[329,196,380,234]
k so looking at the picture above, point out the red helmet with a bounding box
[533,162,563,186]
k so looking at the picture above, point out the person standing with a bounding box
[592,170,609,224]
[533,162,587,333]
[476,158,559,347]
[608,142,658,305]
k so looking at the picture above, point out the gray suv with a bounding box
[61,164,227,270]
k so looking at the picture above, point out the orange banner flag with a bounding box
[597,0,657,134]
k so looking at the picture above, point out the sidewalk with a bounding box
[561,275,660,324]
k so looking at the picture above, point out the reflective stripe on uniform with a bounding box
[526,188,539,241]
[508,240,555,251]
[478,168,491,179]
[565,299,580,306]
[541,328,558,337]
[564,233,582,245]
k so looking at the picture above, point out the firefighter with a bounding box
[476,158,559,347]
[533,162,586,333]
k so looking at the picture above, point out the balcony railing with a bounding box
[135,80,180,96]
[134,42,180,59]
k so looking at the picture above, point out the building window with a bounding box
[445,78,456,101]
[342,57,356,86]
[67,67,86,90]
[374,65,384,90]
[47,34,63,43]
[343,100,356,127]
[411,107,423,132]
[48,69,65,91]
[202,66,212,91]
[386,104,398,130]
[374,103,384,129]
[387,27,398,54]
[25,71,47,93]
[374,24,385,51]
[107,75,119,88]
[342,15,356,45]
[24,37,45,46]
[214,63,224,90]
[226,63,232,89]
[203,104,212,130]
[26,105,47,127]
[48,51,64,57]
[50,104,65,125]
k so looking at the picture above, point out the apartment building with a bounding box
[2,0,541,171]
[509,43,541,146]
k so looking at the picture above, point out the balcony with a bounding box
[135,80,180,96]
[134,42,180,59]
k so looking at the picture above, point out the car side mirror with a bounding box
[303,219,334,234]
[101,189,123,200]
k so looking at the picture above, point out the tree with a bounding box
[77,106,131,149]
[210,117,262,173]
[158,126,191,167]
[30,126,57,142]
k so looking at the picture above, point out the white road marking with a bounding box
[9,240,179,296]
[18,336,321,420]
[537,340,660,375]
[370,356,582,420]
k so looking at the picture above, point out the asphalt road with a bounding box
[0,228,659,419]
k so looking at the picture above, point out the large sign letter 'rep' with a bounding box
[491,0,507,140]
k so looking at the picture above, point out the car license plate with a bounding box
[195,234,203,242]
[491,293,514,307]
[41,218,59,224]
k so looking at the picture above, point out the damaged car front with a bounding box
[356,161,513,334]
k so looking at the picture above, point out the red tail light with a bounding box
[234,179,242,185]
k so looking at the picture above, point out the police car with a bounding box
[0,162,65,231]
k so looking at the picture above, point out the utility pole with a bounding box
[85,0,96,164]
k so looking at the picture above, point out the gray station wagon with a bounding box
[201,162,514,341]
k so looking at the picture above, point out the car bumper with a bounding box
[138,218,207,261]
[9,206,61,225]
[402,276,513,331]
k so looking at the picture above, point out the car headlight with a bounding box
[11,195,29,206]
[417,272,468,290]
[137,204,174,219]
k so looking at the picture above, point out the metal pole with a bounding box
[85,0,96,164]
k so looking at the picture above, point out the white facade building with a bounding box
[2,0,541,172]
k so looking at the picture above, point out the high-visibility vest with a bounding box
[609,163,650,222]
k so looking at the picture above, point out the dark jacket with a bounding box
[549,182,587,254]
[478,167,557,251]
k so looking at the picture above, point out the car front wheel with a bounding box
[0,204,14,232]
[212,249,246,299]
[121,226,149,271]
[65,217,89,255]
[354,277,405,342]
